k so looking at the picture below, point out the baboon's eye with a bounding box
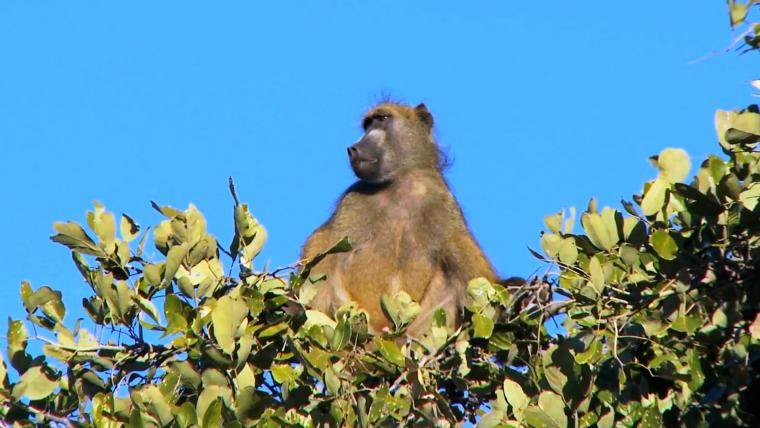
[364,114,391,129]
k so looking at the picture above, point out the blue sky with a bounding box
[0,2,755,326]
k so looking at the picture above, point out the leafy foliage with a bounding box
[0,192,556,427]
[3,5,760,427]
[728,0,760,53]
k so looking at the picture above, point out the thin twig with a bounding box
[229,176,240,206]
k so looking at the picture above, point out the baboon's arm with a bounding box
[300,225,335,262]
[443,230,498,286]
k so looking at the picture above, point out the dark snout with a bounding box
[347,145,360,161]
[348,135,383,182]
[347,141,376,164]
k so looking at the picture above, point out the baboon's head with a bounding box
[348,102,440,183]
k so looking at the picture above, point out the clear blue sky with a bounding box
[0,2,755,325]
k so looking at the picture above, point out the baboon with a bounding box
[301,102,506,337]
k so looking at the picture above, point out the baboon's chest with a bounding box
[339,216,437,303]
[334,186,444,295]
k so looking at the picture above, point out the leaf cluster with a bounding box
[0,194,556,427]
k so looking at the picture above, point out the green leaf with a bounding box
[211,295,249,355]
[544,211,563,234]
[672,183,724,216]
[150,201,183,218]
[164,243,189,287]
[133,385,173,427]
[540,233,562,258]
[687,349,705,391]
[750,313,760,341]
[588,256,605,294]
[739,183,760,211]
[581,212,616,250]
[51,221,103,256]
[120,213,140,242]
[331,319,351,350]
[716,109,738,149]
[235,388,274,424]
[730,1,749,26]
[380,291,421,329]
[543,366,567,398]
[12,365,58,400]
[271,363,300,385]
[472,313,495,338]
[523,406,560,428]
[7,318,29,371]
[575,338,602,365]
[619,244,639,266]
[233,204,267,270]
[87,201,117,252]
[557,237,578,265]
[201,398,224,428]
[720,173,742,200]
[196,386,231,425]
[650,230,678,260]
[727,111,760,144]
[114,280,133,320]
[467,277,496,307]
[0,352,6,386]
[564,207,576,234]
[433,308,447,327]
[538,391,567,428]
[143,263,164,287]
[170,361,201,389]
[176,402,198,428]
[324,366,341,395]
[22,284,66,323]
[163,294,189,336]
[671,313,702,335]
[134,295,161,324]
[373,338,405,368]
[202,368,228,387]
[304,309,337,330]
[655,148,691,183]
[504,379,529,411]
[597,410,614,428]
[476,407,507,428]
[640,178,668,217]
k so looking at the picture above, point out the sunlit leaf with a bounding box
[581,212,616,250]
[588,256,605,294]
[380,291,421,329]
[655,148,691,184]
[650,229,678,260]
[740,182,760,211]
[51,221,102,256]
[211,295,249,355]
[12,365,58,400]
[538,391,567,428]
[640,178,668,217]
[87,201,117,253]
[472,313,495,339]
[120,213,140,242]
[503,379,528,411]
[373,338,405,368]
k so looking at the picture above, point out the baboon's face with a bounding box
[348,110,395,182]
[348,104,435,183]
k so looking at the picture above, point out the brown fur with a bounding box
[301,102,498,337]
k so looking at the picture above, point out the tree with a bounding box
[3,4,760,427]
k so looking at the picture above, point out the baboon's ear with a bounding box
[414,103,434,129]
